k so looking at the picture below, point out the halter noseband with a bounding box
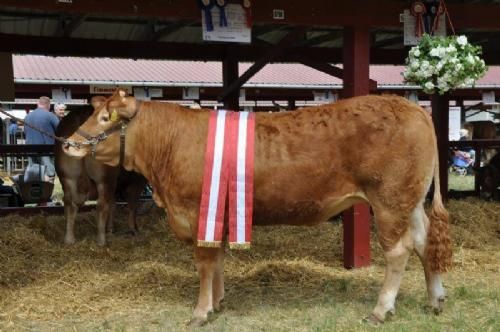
[64,102,140,165]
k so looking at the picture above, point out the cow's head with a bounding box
[475,164,500,200]
[63,89,139,166]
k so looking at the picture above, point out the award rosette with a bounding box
[431,0,445,34]
[410,1,426,37]
[198,0,215,32]
[242,0,253,28]
[215,0,228,27]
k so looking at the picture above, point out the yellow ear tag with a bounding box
[110,110,118,122]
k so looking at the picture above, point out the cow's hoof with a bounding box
[64,237,76,245]
[187,316,208,327]
[96,239,106,247]
[124,230,138,237]
[433,297,445,315]
[364,314,384,326]
[214,299,225,312]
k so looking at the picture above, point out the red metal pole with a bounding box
[341,26,371,269]
[431,93,450,201]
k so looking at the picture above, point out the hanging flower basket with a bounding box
[403,34,487,95]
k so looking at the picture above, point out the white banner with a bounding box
[90,85,133,95]
[202,3,251,43]
[52,88,72,101]
[449,106,461,141]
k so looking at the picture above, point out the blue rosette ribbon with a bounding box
[215,0,228,27]
[197,0,215,32]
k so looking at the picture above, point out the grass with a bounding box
[448,172,475,191]
[0,199,498,331]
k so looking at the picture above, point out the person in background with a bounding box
[8,120,18,143]
[24,96,60,181]
[54,103,67,120]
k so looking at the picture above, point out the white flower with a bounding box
[430,48,440,57]
[457,35,468,46]
[404,34,486,94]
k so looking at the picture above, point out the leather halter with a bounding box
[74,121,128,165]
[65,102,140,166]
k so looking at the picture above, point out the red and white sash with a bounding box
[197,110,255,249]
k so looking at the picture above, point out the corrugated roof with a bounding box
[12,55,500,88]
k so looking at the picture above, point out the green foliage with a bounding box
[403,34,487,95]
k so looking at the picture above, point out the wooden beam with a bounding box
[0,144,54,156]
[0,52,14,101]
[2,0,500,29]
[2,32,500,65]
[61,15,88,38]
[299,58,377,89]
[222,50,239,110]
[217,26,307,102]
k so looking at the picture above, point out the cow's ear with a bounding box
[90,96,107,110]
[107,90,139,120]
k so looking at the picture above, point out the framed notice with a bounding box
[403,9,446,46]
[202,3,251,43]
[449,106,461,141]
[89,85,133,94]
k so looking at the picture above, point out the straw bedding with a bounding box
[0,198,498,330]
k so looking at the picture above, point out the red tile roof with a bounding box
[12,55,500,88]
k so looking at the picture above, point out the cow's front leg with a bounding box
[96,183,115,246]
[190,246,225,326]
[212,246,225,312]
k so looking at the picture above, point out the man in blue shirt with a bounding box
[24,96,60,180]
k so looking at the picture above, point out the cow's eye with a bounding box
[101,115,109,122]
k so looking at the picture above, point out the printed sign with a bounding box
[403,9,446,46]
[202,3,251,43]
[449,106,461,141]
[134,87,163,101]
[89,85,133,95]
[52,88,72,101]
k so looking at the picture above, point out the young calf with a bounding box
[55,97,147,246]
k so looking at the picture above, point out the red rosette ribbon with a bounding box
[242,0,253,28]
[411,1,426,37]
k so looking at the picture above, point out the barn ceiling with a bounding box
[0,1,499,63]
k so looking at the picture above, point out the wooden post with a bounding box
[341,26,371,269]
[431,93,449,201]
[222,51,239,110]
[0,52,15,101]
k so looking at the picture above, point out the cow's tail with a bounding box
[425,149,453,273]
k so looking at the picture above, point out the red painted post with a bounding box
[431,93,450,201]
[341,26,371,269]
[222,50,239,111]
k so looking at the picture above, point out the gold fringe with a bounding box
[229,242,251,250]
[197,240,222,248]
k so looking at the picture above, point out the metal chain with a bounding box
[0,107,68,144]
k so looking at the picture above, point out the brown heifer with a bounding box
[476,152,500,200]
[463,120,497,139]
[55,97,147,246]
[463,120,499,162]
[64,91,452,325]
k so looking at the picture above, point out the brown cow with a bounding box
[63,91,452,325]
[55,96,147,246]
[476,152,500,200]
[463,120,497,139]
[463,120,499,162]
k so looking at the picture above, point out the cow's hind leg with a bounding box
[411,204,446,313]
[370,207,412,324]
[190,246,225,326]
[124,181,145,235]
